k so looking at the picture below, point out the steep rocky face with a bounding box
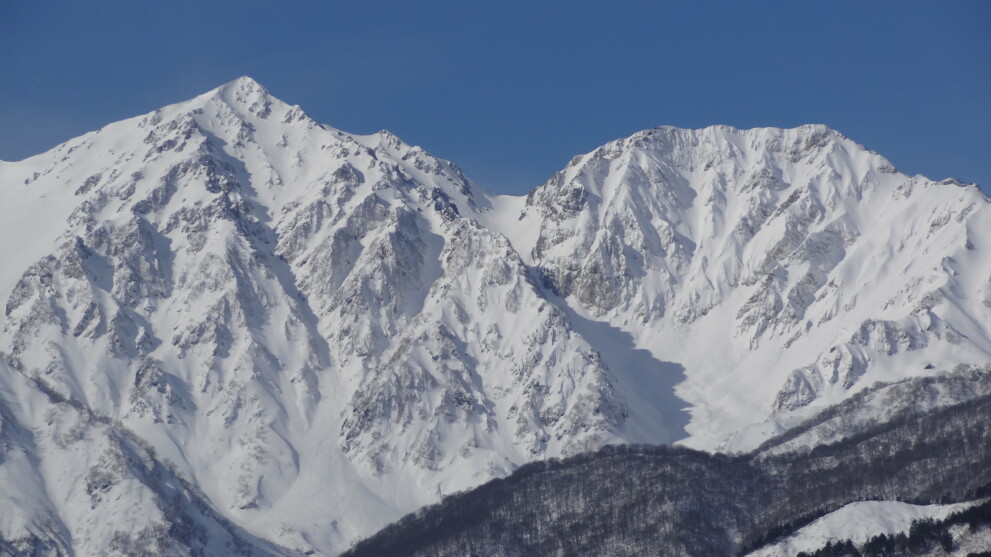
[0,358,279,556]
[516,124,991,450]
[0,78,637,555]
[1,77,989,554]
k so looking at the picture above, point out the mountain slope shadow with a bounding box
[538,281,690,445]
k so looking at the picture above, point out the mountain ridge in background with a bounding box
[1,76,989,555]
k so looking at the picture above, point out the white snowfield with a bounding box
[1,76,989,555]
[746,500,978,557]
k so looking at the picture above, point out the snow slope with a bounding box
[0,357,280,555]
[1,77,989,554]
[516,124,991,450]
[746,500,978,556]
[0,78,635,554]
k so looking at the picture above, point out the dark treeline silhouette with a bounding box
[343,391,991,557]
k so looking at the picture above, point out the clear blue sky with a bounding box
[2,1,988,195]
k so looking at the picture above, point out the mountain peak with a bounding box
[205,75,276,114]
[215,75,270,98]
[552,123,897,187]
[640,123,845,147]
[2,81,990,556]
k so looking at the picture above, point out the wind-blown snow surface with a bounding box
[1,77,989,554]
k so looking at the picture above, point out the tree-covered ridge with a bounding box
[344,386,991,557]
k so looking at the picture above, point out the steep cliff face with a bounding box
[0,78,638,554]
[515,124,991,450]
[0,358,280,556]
[0,77,988,554]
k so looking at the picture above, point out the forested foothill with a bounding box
[345,378,991,557]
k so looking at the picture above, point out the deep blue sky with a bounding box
[2,1,988,195]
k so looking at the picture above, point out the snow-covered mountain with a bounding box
[516,123,991,450]
[0,76,988,555]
